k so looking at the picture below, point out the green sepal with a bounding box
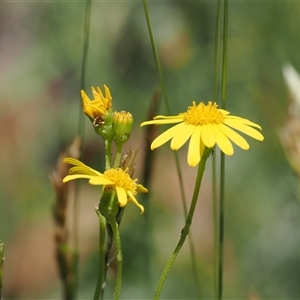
[94,109,114,141]
[99,188,119,222]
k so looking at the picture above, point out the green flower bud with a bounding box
[94,109,114,141]
[113,111,133,147]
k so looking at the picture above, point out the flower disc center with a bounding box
[104,168,136,194]
[184,101,225,126]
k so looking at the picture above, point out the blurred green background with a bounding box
[1,1,300,299]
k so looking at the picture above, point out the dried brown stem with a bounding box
[50,137,81,300]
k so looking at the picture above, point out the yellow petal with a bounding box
[136,184,148,193]
[140,118,183,126]
[127,191,145,214]
[223,119,264,141]
[218,123,249,150]
[218,109,230,116]
[215,128,234,155]
[89,176,114,185]
[104,85,112,101]
[64,157,84,166]
[225,116,262,129]
[64,158,103,176]
[81,91,93,115]
[63,174,93,183]
[92,89,102,101]
[199,137,205,159]
[151,122,186,149]
[116,186,127,207]
[153,115,183,120]
[81,90,90,102]
[69,166,99,176]
[170,124,196,150]
[95,86,105,99]
[201,124,217,148]
[188,126,201,167]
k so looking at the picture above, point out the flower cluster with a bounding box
[63,85,147,214]
[63,86,264,210]
[81,85,134,145]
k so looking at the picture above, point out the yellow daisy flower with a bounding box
[81,85,112,125]
[63,158,147,213]
[140,101,264,167]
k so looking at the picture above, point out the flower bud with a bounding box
[81,85,112,127]
[113,111,133,146]
[94,110,114,141]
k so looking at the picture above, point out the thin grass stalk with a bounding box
[72,1,92,297]
[153,148,213,300]
[218,152,225,300]
[221,0,228,111]
[142,2,201,297]
[213,0,223,104]
[212,0,222,298]
[79,0,91,137]
[142,0,170,114]
[212,153,218,298]
[218,1,228,299]
[141,91,160,293]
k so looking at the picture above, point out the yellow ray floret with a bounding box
[141,101,264,167]
[63,158,147,213]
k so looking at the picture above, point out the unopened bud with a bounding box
[113,111,133,146]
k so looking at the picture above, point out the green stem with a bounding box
[218,153,225,300]
[94,210,107,300]
[0,240,4,300]
[218,1,228,300]
[104,138,112,170]
[108,219,123,300]
[113,143,123,168]
[174,147,202,298]
[154,148,212,300]
[213,0,222,298]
